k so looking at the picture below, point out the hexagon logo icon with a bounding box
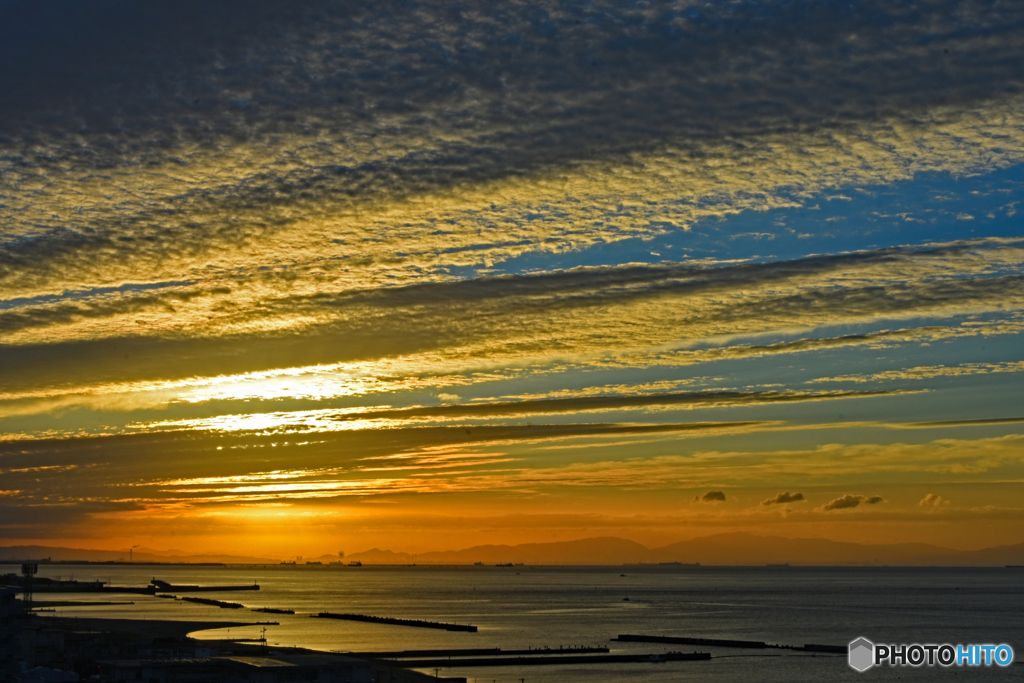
[848,637,874,672]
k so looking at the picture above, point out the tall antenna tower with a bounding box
[21,563,37,615]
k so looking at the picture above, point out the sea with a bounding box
[7,563,1022,682]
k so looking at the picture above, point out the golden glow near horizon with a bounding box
[1,0,1024,560]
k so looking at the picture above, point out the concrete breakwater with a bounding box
[314,611,477,632]
[349,646,610,659]
[155,594,247,609]
[614,634,845,654]
[394,652,711,667]
[615,634,767,649]
[350,648,503,658]
[179,596,245,609]
[150,579,259,592]
[802,643,847,653]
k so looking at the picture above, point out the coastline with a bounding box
[21,615,446,682]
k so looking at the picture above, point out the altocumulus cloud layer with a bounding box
[4,0,1024,301]
[1,0,1024,550]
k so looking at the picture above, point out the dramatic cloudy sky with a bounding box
[2,0,1023,558]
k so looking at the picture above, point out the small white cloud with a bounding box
[919,493,949,507]
[819,493,885,511]
[762,491,805,506]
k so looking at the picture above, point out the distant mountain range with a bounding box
[337,534,1024,566]
[3,534,1023,566]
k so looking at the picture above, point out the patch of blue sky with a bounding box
[399,314,1024,414]
[467,371,1024,438]
[547,334,1008,398]
[686,377,1024,438]
[474,164,1024,278]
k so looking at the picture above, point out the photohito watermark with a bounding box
[848,637,1014,672]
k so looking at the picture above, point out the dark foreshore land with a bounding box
[12,614,447,683]
[11,614,725,682]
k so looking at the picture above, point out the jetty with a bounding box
[392,652,710,667]
[615,634,766,649]
[179,596,244,609]
[349,648,502,658]
[150,579,259,592]
[349,646,610,659]
[314,612,477,632]
[801,644,846,654]
[614,634,845,654]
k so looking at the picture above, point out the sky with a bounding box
[1,0,1023,560]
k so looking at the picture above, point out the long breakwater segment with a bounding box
[348,648,502,658]
[614,634,845,653]
[314,612,477,632]
[150,579,258,592]
[179,596,244,609]
[155,594,246,609]
[348,646,610,659]
[614,634,767,649]
[393,652,710,667]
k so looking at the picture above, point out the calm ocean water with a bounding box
[9,564,1021,682]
